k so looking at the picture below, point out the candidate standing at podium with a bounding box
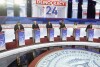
[59,20,66,29]
[59,20,66,39]
[32,21,39,29]
[14,22,24,32]
[73,22,78,37]
[0,24,2,32]
[14,22,24,45]
[46,21,53,29]
[32,21,40,43]
[46,21,53,39]
[86,23,92,32]
[73,22,78,29]
[86,23,92,40]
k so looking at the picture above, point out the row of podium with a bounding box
[0,28,94,51]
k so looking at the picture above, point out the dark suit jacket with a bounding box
[32,24,39,29]
[59,22,66,29]
[0,25,2,32]
[86,24,92,32]
[46,23,52,28]
[14,24,24,32]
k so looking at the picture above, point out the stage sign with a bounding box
[18,31,25,46]
[46,6,57,15]
[0,32,6,51]
[34,0,67,18]
[75,29,80,40]
[34,29,40,43]
[61,28,67,41]
[36,0,66,6]
[49,29,54,41]
[88,29,94,41]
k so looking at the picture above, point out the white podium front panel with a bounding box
[54,28,60,37]
[94,29,100,38]
[40,28,47,38]
[80,28,86,37]
[67,28,73,37]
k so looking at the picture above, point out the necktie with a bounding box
[18,25,20,30]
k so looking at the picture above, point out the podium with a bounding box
[87,29,94,41]
[0,31,6,51]
[32,29,40,43]
[15,30,25,46]
[60,28,67,41]
[74,28,80,41]
[47,28,54,41]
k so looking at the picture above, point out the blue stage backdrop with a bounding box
[0,17,100,24]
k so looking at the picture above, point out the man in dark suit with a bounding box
[59,20,66,29]
[73,22,78,37]
[14,22,24,32]
[46,21,53,29]
[59,20,66,39]
[0,24,2,32]
[46,21,53,40]
[32,21,39,29]
[86,23,92,32]
[86,23,92,41]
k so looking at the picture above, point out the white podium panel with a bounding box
[33,29,40,43]
[87,29,94,41]
[80,28,86,37]
[48,28,54,41]
[67,28,73,37]
[61,28,67,41]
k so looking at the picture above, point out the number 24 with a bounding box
[46,6,57,15]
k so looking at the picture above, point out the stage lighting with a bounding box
[0,0,5,5]
[14,0,23,5]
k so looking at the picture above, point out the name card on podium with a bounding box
[75,29,80,40]
[33,29,40,43]
[87,29,94,41]
[0,32,6,51]
[48,28,54,41]
[18,30,25,46]
[61,28,67,41]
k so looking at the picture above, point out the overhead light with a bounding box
[0,0,5,5]
[14,0,23,5]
